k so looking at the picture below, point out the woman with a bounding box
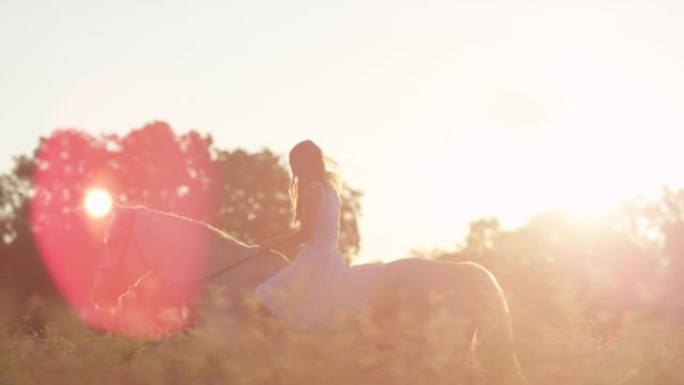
[255,140,383,331]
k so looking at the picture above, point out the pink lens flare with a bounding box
[30,127,220,337]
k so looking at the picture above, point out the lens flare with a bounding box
[84,188,113,218]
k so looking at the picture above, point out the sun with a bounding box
[84,188,113,218]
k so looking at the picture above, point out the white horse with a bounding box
[91,205,525,385]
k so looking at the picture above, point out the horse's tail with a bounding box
[457,262,525,385]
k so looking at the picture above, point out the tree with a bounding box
[0,155,57,332]
[437,203,663,325]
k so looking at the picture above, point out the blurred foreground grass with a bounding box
[2,301,684,385]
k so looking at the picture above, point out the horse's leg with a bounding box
[457,262,526,385]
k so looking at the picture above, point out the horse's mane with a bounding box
[117,205,248,249]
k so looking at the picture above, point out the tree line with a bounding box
[432,188,684,341]
[2,121,684,337]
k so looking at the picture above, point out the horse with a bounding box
[90,204,525,385]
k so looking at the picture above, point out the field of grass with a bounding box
[2,298,684,385]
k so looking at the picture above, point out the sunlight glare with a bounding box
[84,188,113,218]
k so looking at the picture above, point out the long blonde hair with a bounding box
[288,140,342,225]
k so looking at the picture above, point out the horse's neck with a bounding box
[203,236,251,270]
[140,208,286,283]
[209,250,290,292]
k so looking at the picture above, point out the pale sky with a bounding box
[2,0,684,263]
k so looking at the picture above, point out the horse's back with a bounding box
[368,258,479,322]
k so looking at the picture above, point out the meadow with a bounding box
[2,294,683,385]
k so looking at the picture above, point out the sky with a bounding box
[2,0,684,263]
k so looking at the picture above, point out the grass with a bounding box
[2,298,683,385]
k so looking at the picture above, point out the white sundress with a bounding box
[255,182,384,331]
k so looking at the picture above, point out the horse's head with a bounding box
[91,204,262,317]
[91,204,146,310]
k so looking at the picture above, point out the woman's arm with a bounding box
[258,182,322,251]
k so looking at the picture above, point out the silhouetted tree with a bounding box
[438,203,665,327]
[0,155,58,333]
